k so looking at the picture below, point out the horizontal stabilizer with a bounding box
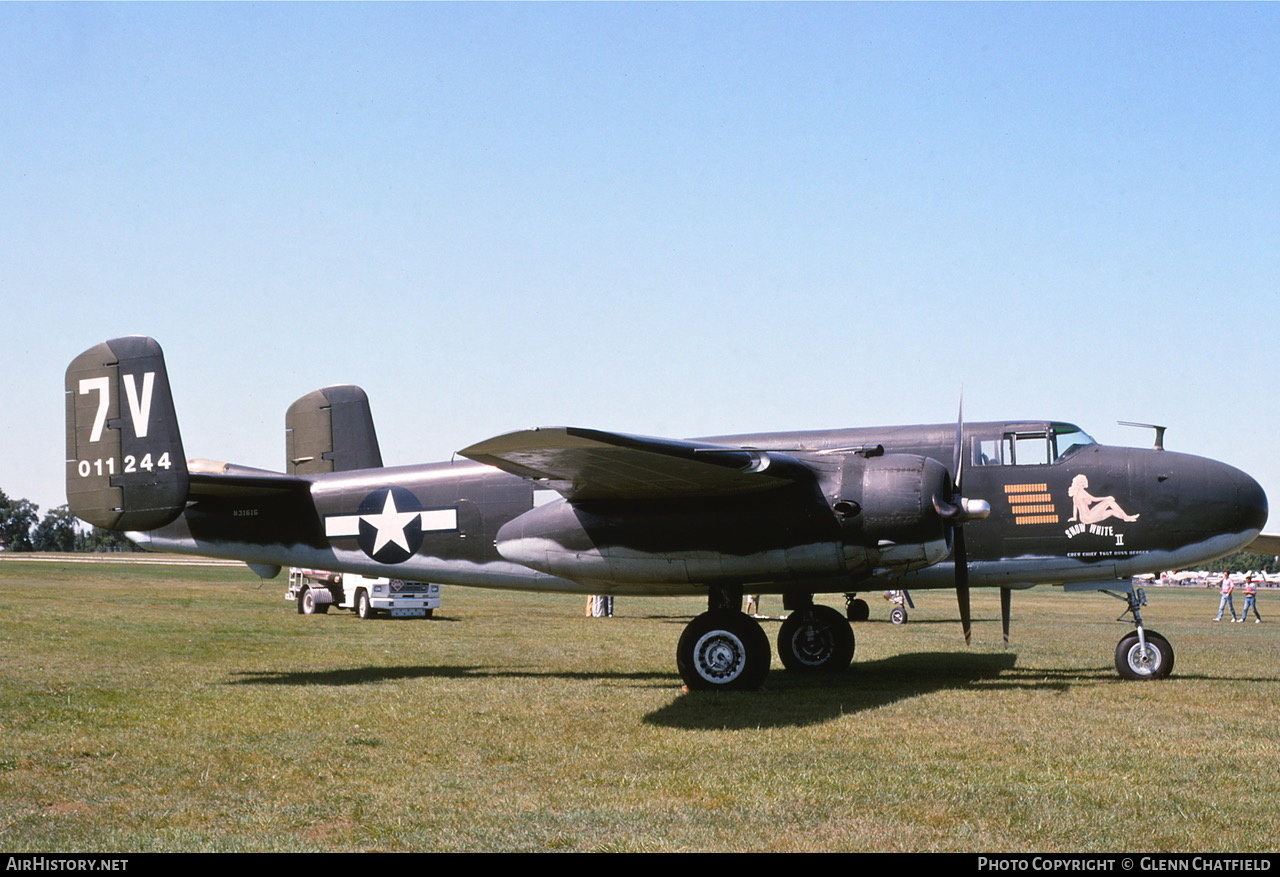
[188,459,314,498]
[459,426,816,500]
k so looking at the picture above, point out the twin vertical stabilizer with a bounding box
[65,337,189,530]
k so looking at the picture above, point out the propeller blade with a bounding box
[955,526,972,645]
[1000,587,1011,645]
[953,392,965,492]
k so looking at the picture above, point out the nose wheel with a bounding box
[1115,629,1174,680]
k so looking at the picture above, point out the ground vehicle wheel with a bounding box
[355,590,375,620]
[300,588,328,615]
[889,606,908,625]
[422,608,434,619]
[778,605,855,672]
[1115,629,1174,680]
[846,597,870,622]
[676,610,770,691]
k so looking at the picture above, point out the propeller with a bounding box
[1000,586,1012,646]
[933,397,991,645]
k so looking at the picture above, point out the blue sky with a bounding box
[3,3,1277,535]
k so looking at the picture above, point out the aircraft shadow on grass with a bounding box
[228,665,672,687]
[647,651,1030,729]
[224,650,1172,731]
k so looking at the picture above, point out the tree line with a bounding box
[0,488,135,552]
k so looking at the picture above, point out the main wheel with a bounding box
[889,606,908,625]
[300,588,329,615]
[677,611,770,691]
[1115,629,1174,680]
[778,605,855,672]
[847,597,870,622]
[355,590,375,620]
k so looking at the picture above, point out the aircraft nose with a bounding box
[1228,463,1269,536]
[1137,451,1267,556]
[1197,456,1268,543]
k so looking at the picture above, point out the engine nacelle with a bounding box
[833,453,952,576]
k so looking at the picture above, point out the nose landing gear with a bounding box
[1066,582,1174,680]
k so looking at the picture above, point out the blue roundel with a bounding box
[355,486,425,564]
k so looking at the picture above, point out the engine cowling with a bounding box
[832,453,953,576]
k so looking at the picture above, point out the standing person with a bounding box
[1241,576,1263,623]
[1214,575,1238,622]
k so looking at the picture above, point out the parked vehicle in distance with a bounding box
[287,568,441,619]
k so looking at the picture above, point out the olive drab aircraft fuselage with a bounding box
[66,337,1272,690]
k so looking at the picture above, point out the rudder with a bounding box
[65,337,189,530]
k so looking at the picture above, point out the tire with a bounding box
[847,598,870,622]
[778,605,855,672]
[355,590,375,620]
[676,610,770,691]
[422,608,434,619]
[1115,629,1174,680]
[300,588,329,616]
[889,606,908,625]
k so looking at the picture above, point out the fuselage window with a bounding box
[976,439,1001,466]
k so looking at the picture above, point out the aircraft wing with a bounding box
[1247,532,1280,556]
[459,427,817,501]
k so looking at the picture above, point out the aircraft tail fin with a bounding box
[285,385,383,475]
[65,337,190,530]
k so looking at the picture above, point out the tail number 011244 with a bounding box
[76,453,173,479]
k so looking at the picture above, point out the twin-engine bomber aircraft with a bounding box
[66,337,1272,690]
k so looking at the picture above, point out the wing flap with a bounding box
[459,427,815,500]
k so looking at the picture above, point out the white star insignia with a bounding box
[363,490,421,554]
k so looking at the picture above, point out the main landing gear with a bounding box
[1066,582,1175,680]
[777,602,855,673]
[676,587,855,690]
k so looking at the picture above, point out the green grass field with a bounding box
[1,556,1276,852]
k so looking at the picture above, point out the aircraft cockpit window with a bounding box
[1004,431,1051,466]
[1051,425,1096,462]
[983,424,1096,466]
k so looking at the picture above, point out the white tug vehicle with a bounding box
[287,568,441,619]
